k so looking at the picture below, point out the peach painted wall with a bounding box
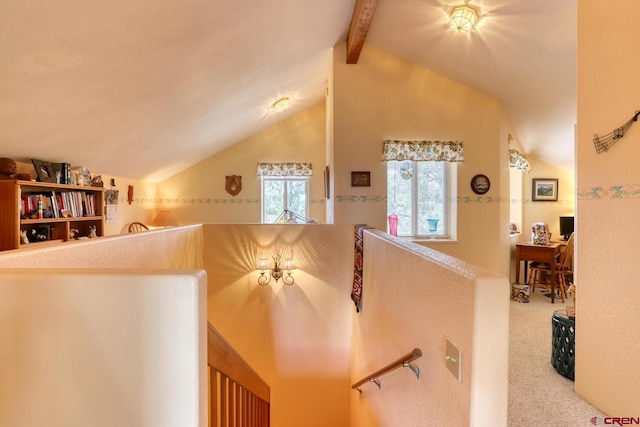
[576,0,640,415]
[0,270,207,427]
[330,43,509,276]
[156,103,327,226]
[0,225,204,269]
[521,158,575,241]
[351,230,510,426]
[0,226,207,426]
[201,224,353,427]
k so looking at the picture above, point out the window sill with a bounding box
[392,236,457,243]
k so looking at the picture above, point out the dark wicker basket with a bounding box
[551,310,575,380]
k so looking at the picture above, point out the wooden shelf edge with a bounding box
[16,180,104,192]
[21,216,103,224]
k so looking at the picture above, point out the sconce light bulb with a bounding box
[256,258,269,271]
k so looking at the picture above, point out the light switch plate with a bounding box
[446,338,461,382]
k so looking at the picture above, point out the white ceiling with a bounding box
[0,0,575,182]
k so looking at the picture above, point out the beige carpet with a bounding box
[508,288,606,426]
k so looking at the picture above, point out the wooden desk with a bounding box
[515,242,561,303]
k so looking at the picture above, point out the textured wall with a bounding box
[0,270,207,427]
[331,43,509,276]
[156,103,327,225]
[350,230,509,427]
[202,224,353,427]
[576,0,640,416]
[0,224,203,269]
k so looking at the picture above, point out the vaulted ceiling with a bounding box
[0,0,575,182]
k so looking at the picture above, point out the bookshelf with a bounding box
[0,180,105,251]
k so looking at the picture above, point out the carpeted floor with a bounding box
[508,288,606,426]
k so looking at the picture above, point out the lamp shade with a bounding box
[150,209,178,227]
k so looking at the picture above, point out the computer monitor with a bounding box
[559,216,574,240]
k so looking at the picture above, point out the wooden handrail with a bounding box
[208,322,270,426]
[351,348,422,392]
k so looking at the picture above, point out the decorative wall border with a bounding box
[334,195,573,205]
[577,184,640,200]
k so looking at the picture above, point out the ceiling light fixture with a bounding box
[270,97,291,113]
[449,5,478,32]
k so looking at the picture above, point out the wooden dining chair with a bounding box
[527,233,574,302]
[128,222,149,233]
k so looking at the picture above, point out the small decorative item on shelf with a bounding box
[90,175,103,187]
[31,159,56,183]
[16,173,31,181]
[73,167,92,186]
[0,158,17,180]
[88,225,98,238]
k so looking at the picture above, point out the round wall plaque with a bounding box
[471,174,490,195]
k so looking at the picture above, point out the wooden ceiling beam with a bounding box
[346,0,378,64]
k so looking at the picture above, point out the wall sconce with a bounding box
[256,254,295,286]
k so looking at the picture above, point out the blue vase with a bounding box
[427,218,439,239]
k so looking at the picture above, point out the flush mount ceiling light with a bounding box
[449,5,478,32]
[270,97,291,112]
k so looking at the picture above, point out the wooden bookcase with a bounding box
[0,180,105,251]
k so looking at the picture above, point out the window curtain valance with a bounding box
[256,162,312,176]
[381,140,464,162]
[509,149,531,173]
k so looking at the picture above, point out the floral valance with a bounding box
[256,162,312,176]
[381,140,464,162]
[509,149,531,173]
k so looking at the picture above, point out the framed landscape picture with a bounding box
[532,178,558,202]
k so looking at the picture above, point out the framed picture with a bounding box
[31,159,57,183]
[532,178,558,202]
[351,171,370,187]
[105,189,119,206]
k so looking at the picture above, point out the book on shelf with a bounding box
[51,162,71,184]
[21,190,98,219]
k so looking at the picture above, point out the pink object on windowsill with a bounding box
[388,214,398,236]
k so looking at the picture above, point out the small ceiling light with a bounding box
[270,97,291,113]
[449,5,478,32]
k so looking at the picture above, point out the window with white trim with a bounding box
[261,177,309,223]
[382,139,463,239]
[257,162,312,223]
[387,160,456,238]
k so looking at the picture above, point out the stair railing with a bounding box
[208,322,270,426]
[351,348,422,393]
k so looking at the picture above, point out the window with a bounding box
[387,160,456,238]
[261,177,309,223]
